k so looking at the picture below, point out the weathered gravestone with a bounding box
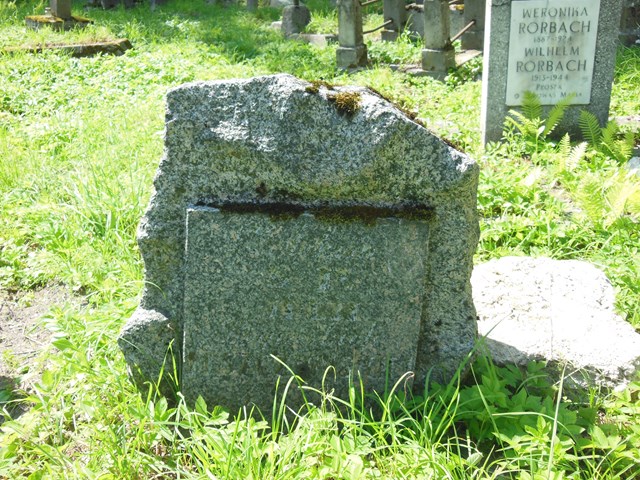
[119,74,479,414]
[422,0,456,78]
[619,0,640,45]
[281,0,311,36]
[337,0,368,68]
[481,0,623,144]
[51,0,72,18]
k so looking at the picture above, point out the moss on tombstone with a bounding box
[326,91,361,118]
[304,79,334,94]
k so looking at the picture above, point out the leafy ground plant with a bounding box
[0,0,639,478]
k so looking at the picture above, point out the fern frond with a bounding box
[579,110,602,146]
[555,134,571,171]
[624,131,636,152]
[575,174,606,223]
[578,171,640,226]
[612,139,634,163]
[567,142,587,171]
[597,120,636,163]
[604,178,628,226]
[506,110,528,125]
[520,166,544,187]
[521,91,542,121]
[506,110,542,137]
[556,134,571,158]
[627,185,640,220]
[599,119,619,159]
[616,131,636,162]
[543,93,574,136]
[604,173,640,226]
[601,119,618,147]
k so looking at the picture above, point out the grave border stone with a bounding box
[481,0,624,144]
[26,0,93,31]
[2,38,132,57]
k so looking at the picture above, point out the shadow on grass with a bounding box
[0,375,29,425]
[89,0,320,63]
[2,0,338,78]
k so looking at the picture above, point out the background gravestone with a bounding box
[481,0,623,144]
[281,3,311,36]
[119,74,479,414]
[619,0,640,45]
[336,0,367,68]
[51,0,72,18]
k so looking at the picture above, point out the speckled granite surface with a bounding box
[118,74,479,412]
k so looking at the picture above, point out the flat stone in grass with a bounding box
[473,257,640,389]
[25,14,93,31]
[119,74,479,414]
[3,39,132,58]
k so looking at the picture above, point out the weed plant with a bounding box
[0,1,639,478]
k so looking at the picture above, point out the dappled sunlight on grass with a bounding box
[0,0,638,477]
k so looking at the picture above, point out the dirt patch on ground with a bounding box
[0,286,80,421]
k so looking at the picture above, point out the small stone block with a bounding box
[336,45,367,68]
[381,30,400,42]
[421,47,456,78]
[474,257,640,389]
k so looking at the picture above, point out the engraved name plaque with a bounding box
[506,0,601,106]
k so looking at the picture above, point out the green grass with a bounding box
[1,0,639,478]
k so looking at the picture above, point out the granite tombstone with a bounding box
[119,74,479,414]
[481,0,623,144]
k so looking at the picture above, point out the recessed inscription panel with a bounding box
[182,204,430,412]
[506,0,600,106]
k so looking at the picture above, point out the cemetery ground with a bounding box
[0,0,639,477]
